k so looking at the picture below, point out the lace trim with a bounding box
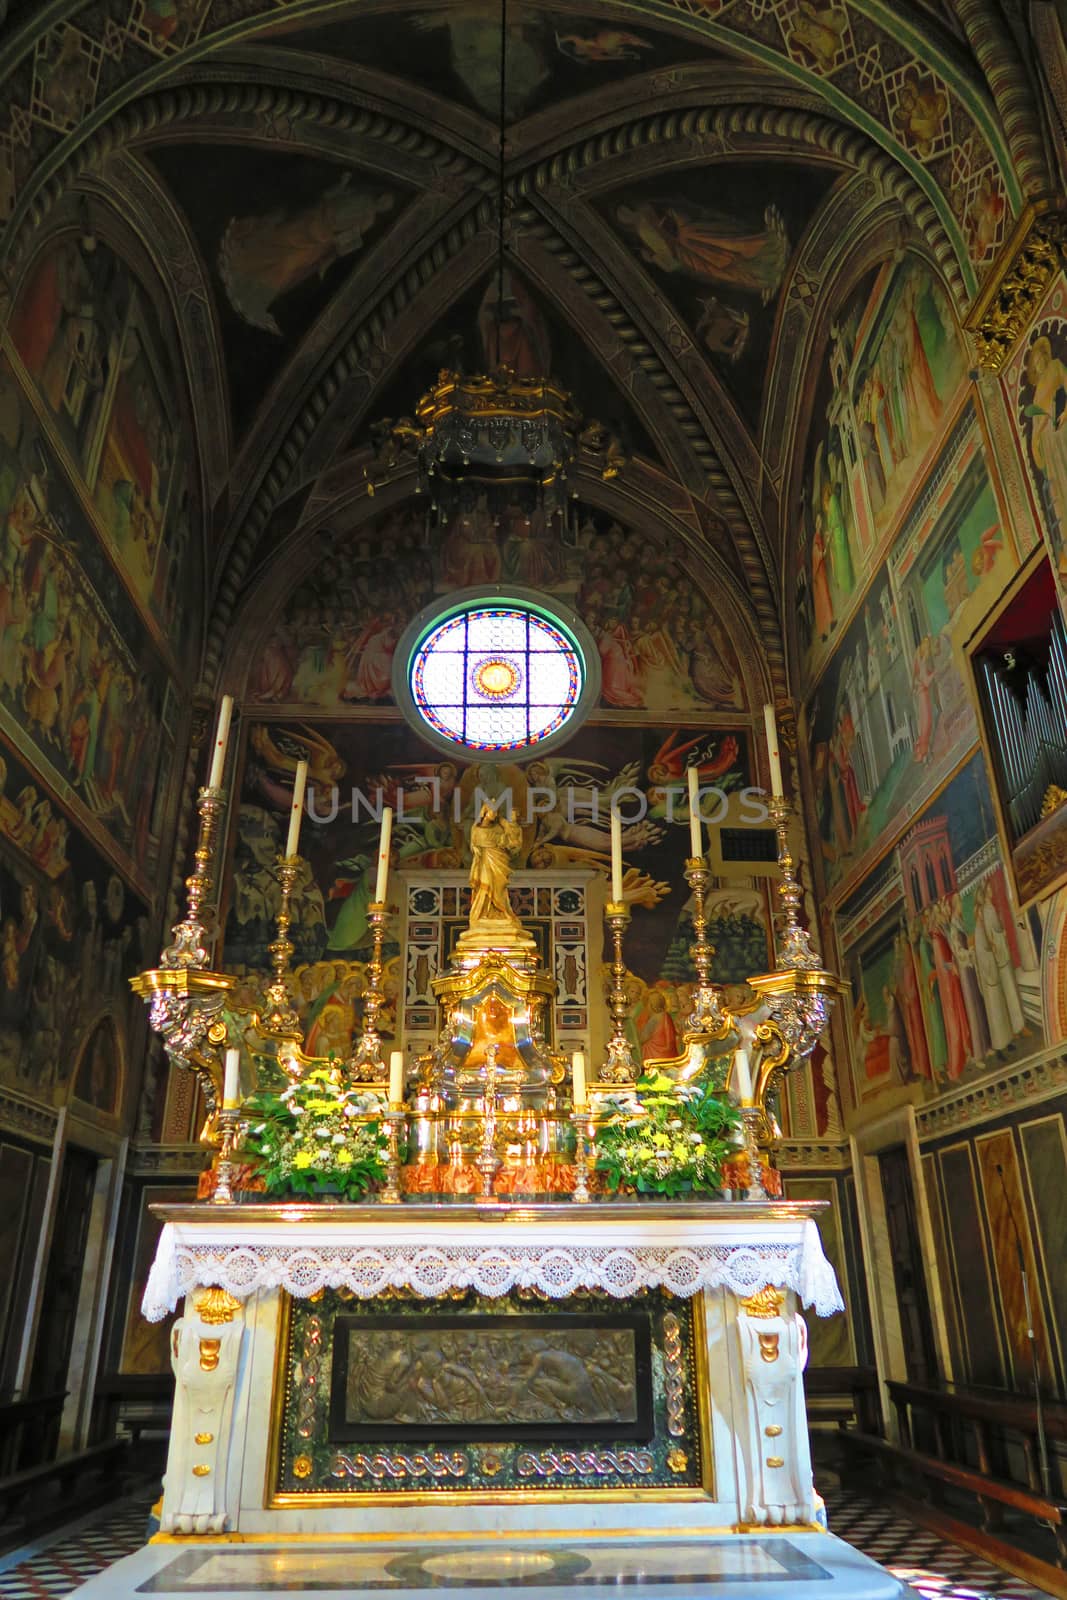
[143,1219,844,1322]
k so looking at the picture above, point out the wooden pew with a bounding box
[0,1438,129,1545]
[886,1379,1067,1492]
[0,1391,67,1476]
[844,1426,1067,1565]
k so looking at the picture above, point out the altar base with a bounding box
[73,1530,911,1598]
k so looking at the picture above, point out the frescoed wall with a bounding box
[797,254,969,686]
[7,237,195,649]
[0,736,152,1106]
[0,355,178,890]
[837,754,1044,1107]
[808,411,1013,898]
[248,504,747,716]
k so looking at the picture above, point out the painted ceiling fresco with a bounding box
[146,144,408,436]
[598,160,842,429]
[0,0,1042,663]
[253,6,732,120]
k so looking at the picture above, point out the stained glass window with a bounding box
[410,605,584,752]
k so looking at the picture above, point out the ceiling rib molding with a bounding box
[522,102,967,311]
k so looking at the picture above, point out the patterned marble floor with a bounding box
[0,1492,1055,1599]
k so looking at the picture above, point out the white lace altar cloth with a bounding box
[142,1210,844,1322]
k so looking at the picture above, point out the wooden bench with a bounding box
[887,1378,1067,1492]
[0,1391,67,1476]
[0,1438,129,1538]
[845,1427,1067,1565]
[93,1374,174,1447]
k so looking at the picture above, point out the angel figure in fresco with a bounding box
[1024,335,1067,569]
[616,200,789,304]
[789,1,848,74]
[891,68,948,159]
[218,178,394,335]
[555,29,652,61]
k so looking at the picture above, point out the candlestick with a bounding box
[158,780,227,971]
[348,901,388,1083]
[285,759,308,859]
[211,1104,240,1205]
[262,855,302,1045]
[207,695,233,790]
[687,764,702,858]
[763,703,784,799]
[374,806,393,904]
[572,1109,591,1204]
[571,1050,587,1109]
[610,809,624,905]
[682,855,726,1036]
[380,1111,403,1204]
[222,1046,240,1108]
[602,902,639,1083]
[389,1049,404,1109]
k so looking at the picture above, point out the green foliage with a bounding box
[239,1065,388,1201]
[592,1070,741,1197]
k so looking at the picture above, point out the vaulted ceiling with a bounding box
[0,0,1058,691]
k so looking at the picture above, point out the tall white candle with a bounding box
[687,764,702,858]
[388,1049,404,1109]
[285,759,309,859]
[571,1050,587,1110]
[610,809,624,904]
[732,1043,753,1105]
[222,1045,241,1109]
[763,702,784,799]
[374,806,393,904]
[207,695,233,790]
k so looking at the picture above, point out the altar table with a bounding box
[140,1198,857,1547]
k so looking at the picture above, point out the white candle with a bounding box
[572,1051,587,1110]
[207,695,233,790]
[285,759,309,859]
[388,1049,404,1109]
[763,702,784,799]
[610,809,624,905]
[222,1046,241,1109]
[374,806,393,904]
[732,1043,753,1105]
[687,764,702,858]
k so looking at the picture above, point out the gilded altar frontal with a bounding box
[272,1289,709,1500]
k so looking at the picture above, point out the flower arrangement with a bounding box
[239,1066,389,1201]
[592,1070,741,1197]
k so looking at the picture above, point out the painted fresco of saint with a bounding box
[219,178,394,334]
[616,200,789,303]
[1022,329,1067,575]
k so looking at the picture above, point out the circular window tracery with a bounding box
[395,589,598,759]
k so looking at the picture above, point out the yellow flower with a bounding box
[335,1148,353,1167]
[673,1143,689,1162]
[293,1150,314,1169]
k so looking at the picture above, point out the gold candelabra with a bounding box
[572,1110,591,1203]
[348,900,389,1083]
[381,1112,404,1204]
[160,784,226,972]
[211,1105,241,1205]
[262,855,303,1045]
[748,797,845,1061]
[601,901,639,1083]
[131,783,235,1127]
[683,856,727,1036]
